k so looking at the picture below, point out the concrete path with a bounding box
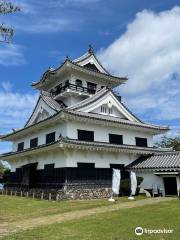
[0,197,175,237]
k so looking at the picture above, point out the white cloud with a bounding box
[0,44,26,66]
[98,6,180,93]
[1,81,13,92]
[0,91,38,135]
[98,7,180,123]
[3,1,84,35]
[125,81,180,121]
[18,18,73,33]
[3,0,101,35]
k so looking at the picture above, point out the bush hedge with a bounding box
[120,176,143,196]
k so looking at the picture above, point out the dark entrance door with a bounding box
[164,177,177,195]
[21,163,37,188]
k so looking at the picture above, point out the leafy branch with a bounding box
[0,1,20,43]
[155,135,180,151]
[0,1,20,14]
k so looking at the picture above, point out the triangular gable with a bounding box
[70,90,141,123]
[73,52,109,74]
[25,97,57,127]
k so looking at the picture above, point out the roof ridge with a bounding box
[73,51,91,63]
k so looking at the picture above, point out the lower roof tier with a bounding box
[0,137,171,161]
[128,151,180,170]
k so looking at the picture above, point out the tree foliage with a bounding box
[0,1,20,43]
[155,135,180,151]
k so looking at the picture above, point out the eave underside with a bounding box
[0,138,167,161]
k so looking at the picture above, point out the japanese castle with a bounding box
[0,46,180,198]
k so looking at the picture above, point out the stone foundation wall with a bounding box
[1,187,112,200]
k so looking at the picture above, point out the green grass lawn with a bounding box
[1,199,179,240]
[0,195,144,223]
[0,196,179,240]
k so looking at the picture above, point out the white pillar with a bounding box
[176,175,180,197]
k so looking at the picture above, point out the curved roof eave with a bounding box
[0,108,169,141]
[32,60,127,90]
[24,92,64,127]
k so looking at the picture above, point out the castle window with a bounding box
[87,82,97,94]
[109,108,113,115]
[101,106,106,113]
[76,79,82,87]
[109,134,123,145]
[30,138,38,148]
[77,163,95,168]
[17,142,24,152]
[135,137,148,147]
[46,132,56,144]
[78,130,94,142]
[65,80,69,86]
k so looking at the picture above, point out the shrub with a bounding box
[120,176,143,196]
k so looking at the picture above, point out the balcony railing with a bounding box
[51,83,96,97]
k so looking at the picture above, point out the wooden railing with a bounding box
[51,83,96,97]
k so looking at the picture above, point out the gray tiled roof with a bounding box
[41,91,66,111]
[66,110,169,131]
[32,59,127,88]
[69,88,144,123]
[61,138,163,154]
[128,152,180,169]
[68,87,108,110]
[0,138,166,159]
[24,91,65,127]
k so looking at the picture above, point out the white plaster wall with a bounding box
[66,122,154,147]
[63,95,86,107]
[9,149,138,172]
[66,149,139,168]
[12,120,153,153]
[135,171,164,190]
[12,122,67,152]
[10,149,66,172]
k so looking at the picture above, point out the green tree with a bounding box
[0,1,20,43]
[155,135,180,151]
[0,165,5,182]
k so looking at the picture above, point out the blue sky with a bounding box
[0,0,180,153]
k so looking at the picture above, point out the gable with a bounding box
[75,54,108,74]
[92,105,127,119]
[83,63,100,72]
[25,97,57,127]
[71,91,141,123]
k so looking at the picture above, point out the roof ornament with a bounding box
[88,44,94,54]
[63,56,70,65]
[48,66,54,71]
[107,101,112,109]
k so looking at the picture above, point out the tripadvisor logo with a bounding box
[135,227,143,236]
[135,226,174,235]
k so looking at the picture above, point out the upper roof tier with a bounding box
[32,46,127,91]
